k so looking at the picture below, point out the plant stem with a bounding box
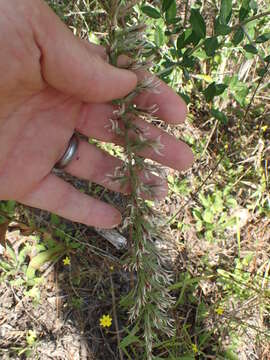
[110,273,124,360]
[231,10,270,30]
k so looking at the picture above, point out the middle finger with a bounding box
[76,102,193,171]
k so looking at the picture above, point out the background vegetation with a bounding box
[0,0,270,359]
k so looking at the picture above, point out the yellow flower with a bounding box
[215,307,224,315]
[100,314,112,328]
[192,343,198,354]
[109,265,114,271]
[262,125,268,132]
[63,256,70,266]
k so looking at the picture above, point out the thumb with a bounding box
[31,0,137,102]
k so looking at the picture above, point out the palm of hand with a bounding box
[1,85,79,199]
[0,0,193,228]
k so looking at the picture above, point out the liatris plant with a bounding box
[98,1,175,358]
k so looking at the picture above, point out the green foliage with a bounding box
[217,254,255,300]
[210,108,228,124]
[165,0,177,24]
[224,74,249,106]
[0,200,15,223]
[204,37,219,56]
[214,19,231,35]
[139,0,270,113]
[26,330,37,347]
[162,0,174,12]
[27,243,65,271]
[203,82,227,102]
[220,0,233,25]
[244,43,258,53]
[190,9,206,39]
[193,189,237,241]
[141,5,161,19]
[232,27,244,45]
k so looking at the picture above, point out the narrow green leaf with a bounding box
[244,44,258,54]
[211,108,228,124]
[177,29,193,49]
[202,209,214,223]
[220,0,232,24]
[18,245,31,265]
[204,36,219,56]
[154,26,165,47]
[223,349,239,360]
[26,265,36,280]
[177,32,185,50]
[189,31,201,46]
[50,213,60,225]
[162,0,174,12]
[199,193,210,208]
[6,244,17,264]
[204,83,216,102]
[205,230,214,241]
[215,83,227,95]
[214,18,231,35]
[11,278,25,288]
[239,5,250,21]
[178,30,200,48]
[231,80,248,106]
[178,355,196,360]
[177,29,200,50]
[203,82,227,102]
[141,5,161,19]
[232,28,244,45]
[179,92,191,104]
[190,9,206,39]
[0,215,7,224]
[28,244,65,270]
[256,33,270,43]
[6,200,16,214]
[181,55,196,69]
[165,0,177,23]
[183,68,190,81]
[257,67,267,77]
[0,260,12,271]
[250,0,257,11]
[120,334,140,349]
[193,209,202,220]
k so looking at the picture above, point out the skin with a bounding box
[0,0,193,229]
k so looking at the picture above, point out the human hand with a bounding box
[0,0,193,228]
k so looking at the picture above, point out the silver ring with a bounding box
[55,134,79,169]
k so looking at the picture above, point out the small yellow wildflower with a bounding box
[63,256,71,266]
[215,307,224,315]
[109,265,114,271]
[192,343,198,354]
[262,125,268,132]
[100,314,112,328]
[224,143,229,149]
